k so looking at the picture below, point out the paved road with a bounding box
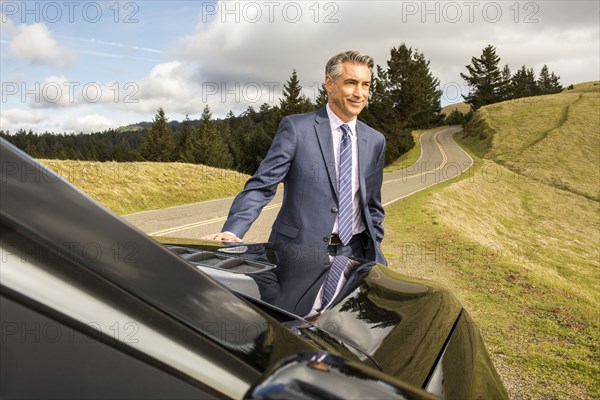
[123,126,472,242]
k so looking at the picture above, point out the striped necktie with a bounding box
[319,255,350,311]
[338,124,353,246]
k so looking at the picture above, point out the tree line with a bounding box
[1,43,562,173]
[461,44,562,110]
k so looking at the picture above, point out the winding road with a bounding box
[124,126,472,242]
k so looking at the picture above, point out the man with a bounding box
[204,50,387,265]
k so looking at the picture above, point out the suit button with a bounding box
[323,236,330,242]
[331,207,338,213]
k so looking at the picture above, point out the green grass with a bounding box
[382,157,599,399]
[383,84,600,399]
[462,84,600,200]
[38,160,249,214]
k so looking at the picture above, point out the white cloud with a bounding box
[27,75,78,108]
[0,109,48,131]
[141,61,192,99]
[27,75,143,111]
[0,13,17,35]
[173,0,599,110]
[108,61,206,115]
[63,114,115,133]
[9,22,76,67]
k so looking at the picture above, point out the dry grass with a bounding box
[37,160,249,214]
[383,157,599,399]
[442,102,471,115]
[564,81,600,94]
[468,86,599,200]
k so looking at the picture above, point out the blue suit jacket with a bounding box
[223,106,387,265]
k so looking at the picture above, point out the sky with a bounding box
[1,0,599,134]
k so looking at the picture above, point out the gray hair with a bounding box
[325,51,374,79]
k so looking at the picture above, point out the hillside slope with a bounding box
[462,81,599,200]
[382,82,599,399]
[38,160,249,214]
[441,102,470,115]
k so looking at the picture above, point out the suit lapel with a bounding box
[357,121,369,207]
[314,108,338,200]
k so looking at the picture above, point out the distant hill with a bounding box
[441,102,470,115]
[115,123,146,133]
[563,80,600,94]
[462,81,599,200]
[115,118,203,133]
[436,81,597,117]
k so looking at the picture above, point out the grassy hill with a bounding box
[382,82,599,399]
[441,102,471,115]
[462,82,599,201]
[38,160,249,214]
[564,80,600,94]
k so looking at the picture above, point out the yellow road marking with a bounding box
[150,203,282,236]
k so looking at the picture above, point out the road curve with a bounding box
[123,126,472,243]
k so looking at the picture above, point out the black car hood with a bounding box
[162,239,463,388]
[315,265,463,386]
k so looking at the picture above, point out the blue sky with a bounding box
[1,0,599,133]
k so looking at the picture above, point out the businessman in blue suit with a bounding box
[205,51,387,265]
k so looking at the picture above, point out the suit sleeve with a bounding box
[369,137,386,243]
[222,117,297,238]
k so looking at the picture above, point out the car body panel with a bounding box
[158,240,464,388]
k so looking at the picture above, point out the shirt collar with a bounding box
[326,104,357,135]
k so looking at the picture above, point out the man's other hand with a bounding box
[202,232,242,242]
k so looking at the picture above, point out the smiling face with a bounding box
[325,61,371,123]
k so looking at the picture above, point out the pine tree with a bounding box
[460,45,504,110]
[411,50,442,127]
[258,103,281,140]
[314,83,328,109]
[361,66,397,132]
[383,44,441,129]
[537,65,562,94]
[231,107,259,173]
[139,108,175,161]
[385,44,416,127]
[444,109,468,125]
[499,64,513,101]
[196,105,233,168]
[279,69,315,116]
[176,114,201,163]
[359,61,415,165]
[511,66,539,98]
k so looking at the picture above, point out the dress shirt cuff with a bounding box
[223,231,241,240]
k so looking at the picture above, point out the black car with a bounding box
[0,138,507,399]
